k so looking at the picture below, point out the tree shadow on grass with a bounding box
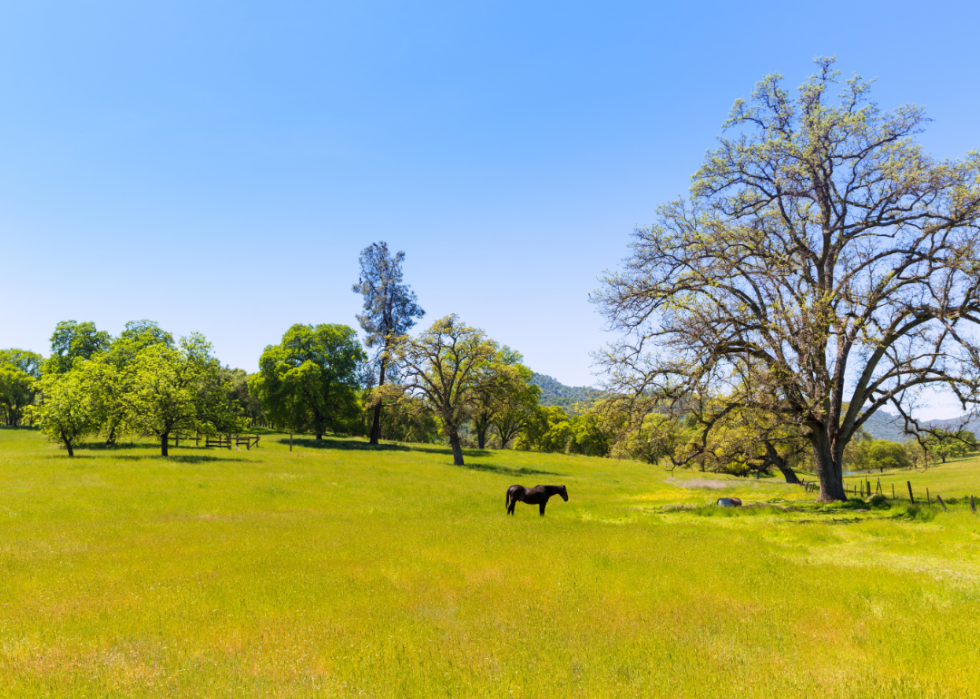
[284,437,412,452]
[108,454,246,464]
[456,462,563,477]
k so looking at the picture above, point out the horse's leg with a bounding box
[539,501,546,516]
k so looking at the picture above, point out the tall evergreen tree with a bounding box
[352,242,425,445]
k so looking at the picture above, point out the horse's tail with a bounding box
[505,488,510,508]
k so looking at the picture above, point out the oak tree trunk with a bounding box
[449,431,464,466]
[161,433,169,457]
[62,435,74,457]
[812,436,847,502]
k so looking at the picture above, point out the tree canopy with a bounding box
[392,315,496,465]
[251,324,366,439]
[46,321,112,374]
[0,349,42,426]
[595,58,980,501]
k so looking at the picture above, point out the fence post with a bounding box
[907,481,915,504]
[926,488,931,506]
[892,484,895,499]
[290,433,293,452]
[936,495,948,512]
[972,495,976,513]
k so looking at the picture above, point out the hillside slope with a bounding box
[530,372,598,413]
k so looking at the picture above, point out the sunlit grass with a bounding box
[1,427,978,697]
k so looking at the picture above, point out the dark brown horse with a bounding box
[506,484,568,516]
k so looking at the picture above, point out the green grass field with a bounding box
[1,428,978,698]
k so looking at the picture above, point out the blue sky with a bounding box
[1,1,978,417]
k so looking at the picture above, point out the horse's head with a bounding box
[559,485,568,501]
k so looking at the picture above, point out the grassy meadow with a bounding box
[1,428,978,698]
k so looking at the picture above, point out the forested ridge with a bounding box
[529,373,597,412]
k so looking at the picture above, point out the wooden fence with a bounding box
[204,434,261,450]
[801,476,975,512]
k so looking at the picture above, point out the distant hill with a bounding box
[861,410,980,442]
[525,377,980,438]
[530,373,598,414]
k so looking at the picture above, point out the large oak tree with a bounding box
[392,315,496,465]
[595,59,980,501]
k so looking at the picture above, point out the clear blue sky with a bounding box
[2,1,978,417]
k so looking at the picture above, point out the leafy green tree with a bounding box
[612,412,686,466]
[0,349,42,426]
[353,242,425,445]
[392,315,496,465]
[251,324,366,439]
[99,321,176,444]
[847,439,912,473]
[922,429,974,464]
[490,374,542,449]
[45,321,111,374]
[595,59,980,501]
[469,345,537,449]
[31,364,107,456]
[375,394,441,443]
[515,405,574,453]
[220,367,266,425]
[124,334,245,456]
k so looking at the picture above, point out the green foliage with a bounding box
[869,494,891,509]
[30,363,106,455]
[846,439,912,472]
[45,320,111,374]
[515,405,573,452]
[372,394,441,443]
[530,373,597,414]
[922,429,975,463]
[220,367,266,426]
[124,334,246,455]
[468,345,539,449]
[352,242,425,444]
[613,413,687,465]
[0,349,42,426]
[391,315,497,465]
[251,324,366,439]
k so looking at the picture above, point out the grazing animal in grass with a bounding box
[506,484,568,516]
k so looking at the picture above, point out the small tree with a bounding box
[125,335,243,456]
[251,324,366,439]
[99,320,176,445]
[31,364,106,456]
[353,242,425,445]
[392,315,496,465]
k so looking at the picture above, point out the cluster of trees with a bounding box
[0,349,42,426]
[16,320,251,456]
[6,61,979,499]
